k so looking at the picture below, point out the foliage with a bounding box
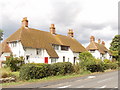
[79,51,95,70]
[73,62,81,74]
[19,62,74,80]
[110,35,120,51]
[50,62,74,75]
[5,55,25,71]
[0,67,12,78]
[86,59,105,72]
[109,35,120,61]
[0,29,3,41]
[103,59,111,64]
[19,63,50,80]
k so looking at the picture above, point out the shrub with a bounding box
[73,62,81,74]
[87,64,104,72]
[19,63,51,80]
[109,62,118,69]
[103,59,111,64]
[19,62,74,80]
[0,67,12,78]
[5,55,24,71]
[50,62,74,75]
[79,52,95,70]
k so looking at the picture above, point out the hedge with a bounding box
[19,62,74,80]
[50,62,74,75]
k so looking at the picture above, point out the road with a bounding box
[3,70,119,89]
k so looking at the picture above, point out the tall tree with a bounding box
[0,30,3,41]
[109,35,120,61]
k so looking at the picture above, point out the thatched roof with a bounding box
[1,27,86,57]
[86,41,112,55]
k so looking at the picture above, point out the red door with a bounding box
[44,57,48,64]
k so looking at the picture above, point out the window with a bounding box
[61,46,69,51]
[73,57,76,64]
[63,56,65,62]
[52,44,59,50]
[11,42,17,47]
[36,48,42,55]
[26,55,30,60]
[51,58,57,63]
[90,50,95,53]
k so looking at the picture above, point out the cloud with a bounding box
[0,0,118,49]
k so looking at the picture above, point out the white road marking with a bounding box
[88,76,96,79]
[97,78,113,83]
[58,85,71,88]
[99,85,106,88]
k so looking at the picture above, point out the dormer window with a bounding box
[52,44,59,50]
[36,48,42,55]
[90,50,95,53]
[10,41,17,47]
[61,46,69,51]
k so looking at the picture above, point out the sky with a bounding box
[0,0,119,49]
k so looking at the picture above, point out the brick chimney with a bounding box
[90,36,95,42]
[98,39,101,44]
[22,17,28,27]
[50,24,56,34]
[68,29,74,37]
[102,41,105,45]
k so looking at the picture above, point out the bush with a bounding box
[79,52,95,70]
[87,64,104,72]
[19,63,50,80]
[19,62,74,80]
[103,59,111,64]
[50,62,74,75]
[5,55,24,71]
[0,67,12,78]
[73,62,81,74]
[86,59,104,72]
[109,63,118,69]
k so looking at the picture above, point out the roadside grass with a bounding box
[1,70,91,87]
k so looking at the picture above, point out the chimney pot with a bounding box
[98,39,101,44]
[22,17,28,27]
[50,24,56,34]
[90,36,95,42]
[68,29,74,37]
[102,41,105,45]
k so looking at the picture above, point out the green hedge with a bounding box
[19,62,74,80]
[50,62,74,75]
[86,64,104,72]
[19,63,50,80]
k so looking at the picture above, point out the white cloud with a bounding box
[0,0,118,49]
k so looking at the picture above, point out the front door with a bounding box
[44,57,48,63]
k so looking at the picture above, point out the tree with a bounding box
[109,35,120,61]
[0,30,3,41]
[79,51,95,70]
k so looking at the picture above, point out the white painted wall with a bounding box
[9,41,25,57]
[24,48,50,64]
[89,50,100,59]
[54,45,79,64]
